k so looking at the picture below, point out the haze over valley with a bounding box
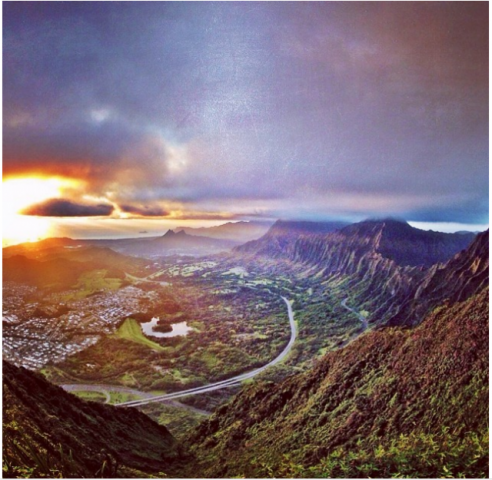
[2,2,489,478]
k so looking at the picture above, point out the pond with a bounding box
[140,318,194,338]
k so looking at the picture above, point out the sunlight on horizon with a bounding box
[2,176,80,246]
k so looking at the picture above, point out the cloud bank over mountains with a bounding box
[3,2,488,225]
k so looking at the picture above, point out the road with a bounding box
[62,384,211,415]
[115,296,296,407]
[62,384,156,402]
[125,272,170,287]
[61,296,296,409]
[341,298,368,330]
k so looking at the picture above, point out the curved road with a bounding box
[341,298,368,330]
[62,296,296,408]
[116,296,295,407]
[62,384,156,403]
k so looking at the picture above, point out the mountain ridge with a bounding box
[2,219,488,478]
[234,219,477,327]
[388,229,489,326]
[3,361,186,477]
[187,283,488,477]
[176,220,274,242]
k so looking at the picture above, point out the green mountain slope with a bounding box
[187,286,489,478]
[3,361,186,478]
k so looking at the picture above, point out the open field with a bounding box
[6,252,368,435]
[114,318,167,351]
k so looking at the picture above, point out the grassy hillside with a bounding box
[3,255,89,291]
[3,247,150,292]
[3,361,187,478]
[115,318,167,352]
[187,287,489,478]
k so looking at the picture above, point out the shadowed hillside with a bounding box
[187,286,489,478]
[236,219,474,268]
[3,361,186,478]
[388,230,489,326]
[234,219,478,327]
[235,220,349,258]
[187,232,488,477]
[2,226,488,479]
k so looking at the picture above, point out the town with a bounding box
[3,281,160,370]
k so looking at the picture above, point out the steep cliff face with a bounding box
[290,229,420,324]
[3,361,186,478]
[343,219,475,267]
[235,220,348,258]
[187,286,489,478]
[234,219,477,326]
[186,231,488,478]
[388,230,489,326]
[237,219,474,268]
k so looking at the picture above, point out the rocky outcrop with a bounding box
[388,230,489,326]
[235,220,348,258]
[237,219,474,268]
[290,219,474,269]
[234,219,478,326]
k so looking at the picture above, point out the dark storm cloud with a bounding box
[22,199,114,217]
[3,118,181,200]
[4,120,140,178]
[3,2,488,225]
[119,204,169,217]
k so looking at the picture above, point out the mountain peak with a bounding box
[162,229,187,238]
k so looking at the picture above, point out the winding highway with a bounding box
[62,384,156,402]
[62,296,296,408]
[341,297,368,330]
[115,296,296,407]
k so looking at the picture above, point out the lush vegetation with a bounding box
[3,362,186,478]
[187,288,489,478]
[44,267,296,410]
[263,429,488,478]
[4,229,488,477]
[3,246,151,292]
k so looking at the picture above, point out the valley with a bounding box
[2,221,393,432]
[3,246,364,431]
[58,295,296,411]
[4,3,488,477]
[2,219,488,477]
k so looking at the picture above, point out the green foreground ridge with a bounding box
[2,229,489,478]
[3,287,488,478]
[187,288,489,478]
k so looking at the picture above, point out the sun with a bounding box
[2,176,79,246]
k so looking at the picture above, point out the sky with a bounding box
[2,2,489,245]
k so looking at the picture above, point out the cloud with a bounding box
[166,211,246,221]
[119,204,169,217]
[3,120,174,186]
[22,199,114,217]
[3,2,488,226]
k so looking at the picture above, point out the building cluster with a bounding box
[3,284,158,370]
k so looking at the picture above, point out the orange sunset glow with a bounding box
[2,176,81,246]
[1,4,489,478]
